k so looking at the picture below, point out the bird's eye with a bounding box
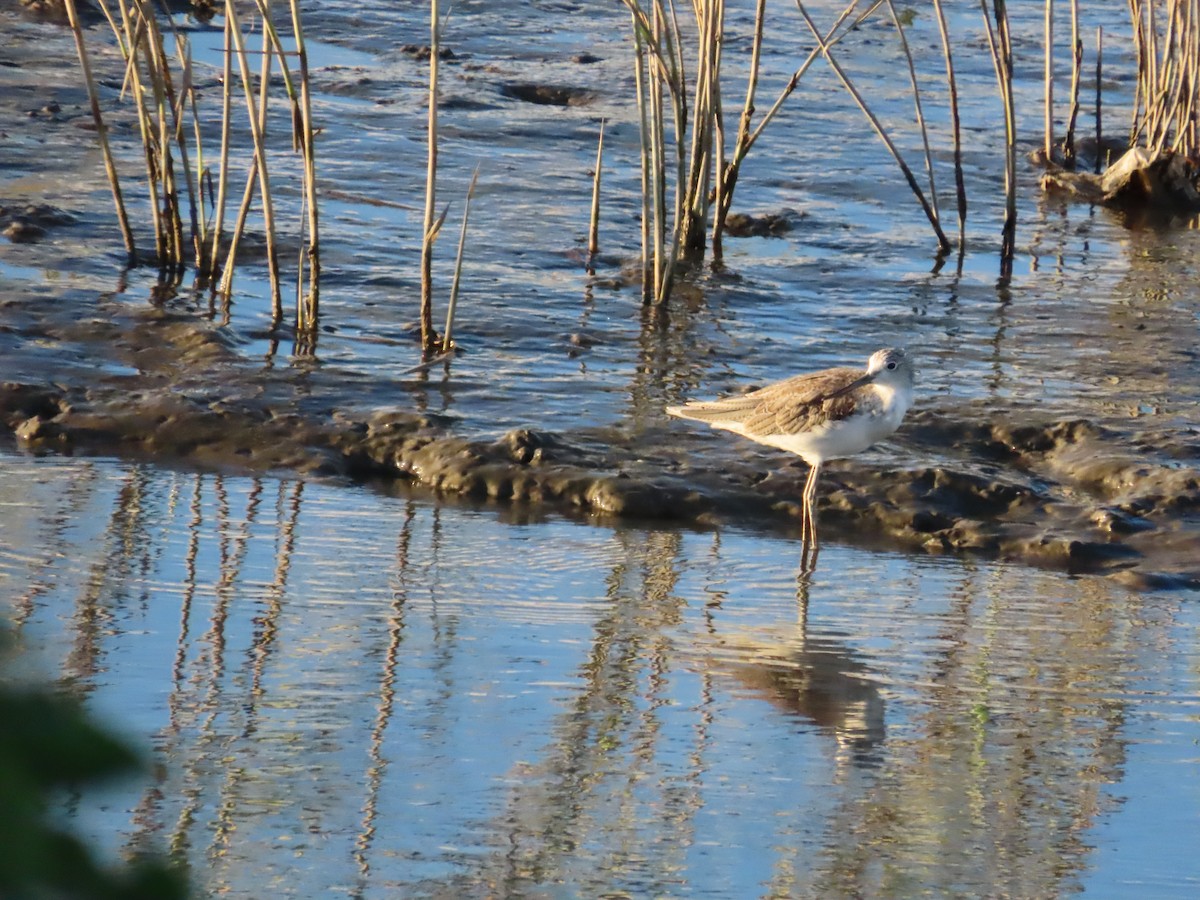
[887,361,897,370]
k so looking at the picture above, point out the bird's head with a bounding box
[866,347,913,387]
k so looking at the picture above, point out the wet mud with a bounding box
[2,299,1199,591]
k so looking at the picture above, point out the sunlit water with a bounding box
[2,452,1198,898]
[4,2,1200,895]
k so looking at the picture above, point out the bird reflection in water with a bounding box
[719,575,885,767]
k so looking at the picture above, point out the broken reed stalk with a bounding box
[744,2,874,155]
[588,119,605,263]
[1063,0,1082,165]
[442,165,480,355]
[421,0,441,353]
[1044,0,1054,160]
[932,0,967,249]
[62,0,136,259]
[981,0,1017,279]
[794,0,950,252]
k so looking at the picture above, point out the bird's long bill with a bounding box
[825,370,876,399]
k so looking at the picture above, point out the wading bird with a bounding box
[667,348,915,570]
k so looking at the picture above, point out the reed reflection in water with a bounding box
[1,454,1198,898]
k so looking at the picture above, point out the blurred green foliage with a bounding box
[0,632,188,900]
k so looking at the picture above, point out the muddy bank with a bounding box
[1,305,1198,590]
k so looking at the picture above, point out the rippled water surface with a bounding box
[5,1,1200,894]
[2,453,1199,898]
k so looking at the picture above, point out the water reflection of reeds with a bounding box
[0,458,1196,896]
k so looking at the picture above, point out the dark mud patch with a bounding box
[499,82,596,107]
[723,211,797,238]
[1,204,75,243]
[2,307,1199,590]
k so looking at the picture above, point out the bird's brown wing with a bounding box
[670,367,864,436]
[738,368,863,437]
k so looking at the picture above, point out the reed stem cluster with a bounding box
[64,0,320,336]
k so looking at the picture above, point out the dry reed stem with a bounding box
[659,0,688,301]
[622,0,695,302]
[886,0,940,227]
[421,0,441,353]
[222,0,283,319]
[1096,26,1104,172]
[745,1,879,153]
[1161,0,1199,154]
[184,46,210,247]
[152,5,206,261]
[1063,0,1082,165]
[1127,0,1200,156]
[132,0,185,271]
[588,119,605,261]
[110,1,166,264]
[713,0,869,259]
[442,165,480,355]
[209,13,234,281]
[250,0,320,326]
[933,0,967,249]
[794,0,950,251]
[1129,0,1146,146]
[64,0,136,259]
[631,19,653,300]
[170,32,204,269]
[646,6,667,302]
[712,0,765,260]
[131,2,179,266]
[1044,0,1055,160]
[288,0,320,332]
[981,0,1016,278]
[680,0,720,257]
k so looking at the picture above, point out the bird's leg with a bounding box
[800,462,821,571]
[806,463,821,564]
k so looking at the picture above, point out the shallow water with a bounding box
[3,452,1199,897]
[4,1,1200,893]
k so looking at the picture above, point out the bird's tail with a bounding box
[666,398,757,426]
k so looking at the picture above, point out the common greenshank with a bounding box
[667,348,915,568]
